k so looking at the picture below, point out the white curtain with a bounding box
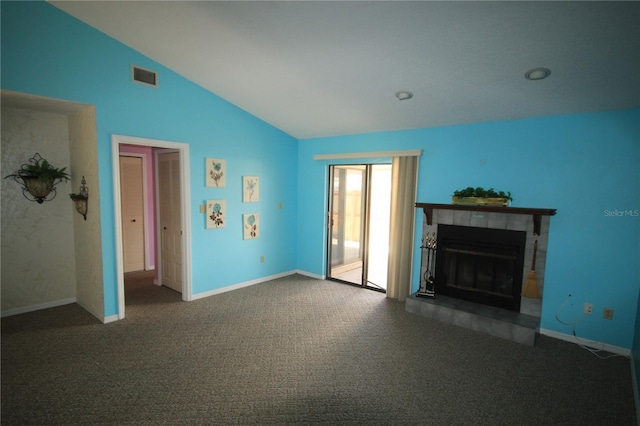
[386,155,419,301]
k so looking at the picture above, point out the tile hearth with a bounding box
[406,293,539,346]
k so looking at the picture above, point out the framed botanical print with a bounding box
[243,176,259,202]
[206,158,226,188]
[206,200,226,229]
[243,213,260,239]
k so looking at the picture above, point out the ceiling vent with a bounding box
[131,65,157,87]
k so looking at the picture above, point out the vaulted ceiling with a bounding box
[51,1,640,139]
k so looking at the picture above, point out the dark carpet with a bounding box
[1,272,636,425]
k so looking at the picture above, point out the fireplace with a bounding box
[409,203,556,345]
[435,224,526,312]
[415,202,556,318]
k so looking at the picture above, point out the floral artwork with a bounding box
[206,200,226,229]
[243,176,259,202]
[206,158,225,188]
[243,213,260,239]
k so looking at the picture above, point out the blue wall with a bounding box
[3,1,639,351]
[298,109,640,349]
[1,2,298,315]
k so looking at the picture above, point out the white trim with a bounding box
[313,149,422,161]
[540,328,631,357]
[191,270,297,301]
[112,135,193,320]
[1,298,77,318]
[103,314,119,324]
[112,140,125,318]
[295,269,325,280]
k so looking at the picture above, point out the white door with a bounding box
[158,151,182,293]
[120,156,145,272]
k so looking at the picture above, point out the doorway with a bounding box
[112,134,193,320]
[327,164,392,291]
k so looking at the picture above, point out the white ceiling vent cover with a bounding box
[131,65,157,87]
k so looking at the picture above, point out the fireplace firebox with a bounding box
[435,224,526,312]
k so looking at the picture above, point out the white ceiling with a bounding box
[50,1,640,139]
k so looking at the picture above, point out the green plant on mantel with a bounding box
[452,186,513,201]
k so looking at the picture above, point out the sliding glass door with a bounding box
[327,164,391,291]
[328,165,366,286]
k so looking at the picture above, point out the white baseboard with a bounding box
[0,271,323,322]
[191,270,297,301]
[75,300,121,324]
[295,269,325,280]
[540,328,631,357]
[102,314,119,324]
[1,297,77,318]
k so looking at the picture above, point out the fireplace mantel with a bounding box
[415,203,556,235]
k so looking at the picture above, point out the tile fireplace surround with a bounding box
[406,203,556,345]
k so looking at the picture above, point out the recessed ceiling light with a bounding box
[525,67,551,81]
[395,91,413,101]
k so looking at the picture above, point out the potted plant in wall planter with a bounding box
[4,153,70,203]
[452,187,512,206]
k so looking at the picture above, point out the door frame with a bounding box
[112,134,192,320]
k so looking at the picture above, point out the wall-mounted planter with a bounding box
[4,153,70,203]
[70,176,89,220]
[21,176,56,202]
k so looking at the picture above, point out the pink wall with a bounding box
[119,144,157,272]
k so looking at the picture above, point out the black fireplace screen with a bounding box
[435,225,526,312]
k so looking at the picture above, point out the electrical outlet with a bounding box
[603,307,614,320]
[583,303,593,315]
[199,204,206,213]
[260,255,265,263]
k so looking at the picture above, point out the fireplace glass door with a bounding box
[435,225,526,311]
